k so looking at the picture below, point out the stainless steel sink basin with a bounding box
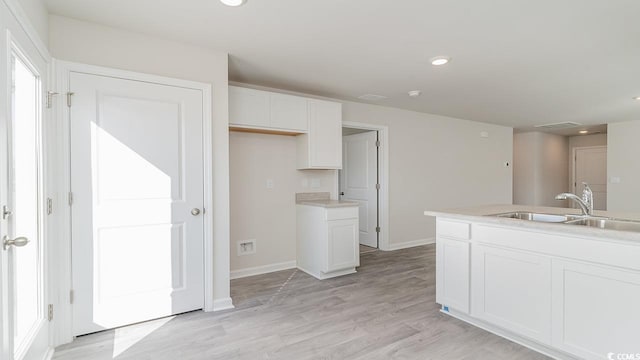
[564,218,640,232]
[492,212,574,223]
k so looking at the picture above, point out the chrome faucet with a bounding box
[555,182,594,216]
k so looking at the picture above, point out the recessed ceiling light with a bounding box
[408,90,422,97]
[430,56,451,66]
[634,96,640,100]
[220,0,246,6]
[579,130,589,134]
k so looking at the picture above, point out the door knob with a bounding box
[3,236,29,250]
[191,208,201,216]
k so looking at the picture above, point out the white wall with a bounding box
[229,132,336,273]
[608,121,640,212]
[14,0,48,45]
[48,15,232,306]
[513,132,569,207]
[342,102,513,244]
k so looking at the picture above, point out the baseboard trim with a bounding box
[212,297,234,312]
[43,347,55,360]
[385,237,435,251]
[230,260,297,280]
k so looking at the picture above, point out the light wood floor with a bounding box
[53,245,548,359]
[359,244,377,254]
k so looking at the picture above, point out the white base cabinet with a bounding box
[434,216,640,360]
[296,205,359,279]
[551,260,640,360]
[471,244,552,344]
[436,220,471,313]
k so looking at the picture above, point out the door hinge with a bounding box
[46,91,59,109]
[375,140,381,147]
[48,304,53,321]
[66,92,74,107]
[70,290,74,304]
[47,198,53,215]
[376,226,381,233]
[68,192,74,206]
[375,183,381,190]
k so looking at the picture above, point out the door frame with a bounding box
[570,145,607,193]
[51,60,215,346]
[339,121,390,251]
[1,0,53,358]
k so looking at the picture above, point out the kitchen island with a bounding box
[425,205,640,360]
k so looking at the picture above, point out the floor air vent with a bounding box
[534,121,582,129]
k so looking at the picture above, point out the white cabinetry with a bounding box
[433,216,640,360]
[229,86,270,128]
[297,99,342,169]
[270,93,308,131]
[472,244,552,344]
[296,205,359,279]
[229,86,308,132]
[551,260,640,360]
[436,220,470,313]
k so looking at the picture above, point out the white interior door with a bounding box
[340,131,377,248]
[574,147,607,211]
[0,31,50,360]
[70,72,205,336]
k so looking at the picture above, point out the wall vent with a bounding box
[534,121,582,129]
[358,94,387,101]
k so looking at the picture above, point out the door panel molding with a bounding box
[51,60,215,346]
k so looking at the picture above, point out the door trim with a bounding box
[339,121,390,251]
[51,60,214,346]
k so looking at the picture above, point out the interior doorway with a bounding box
[339,127,379,251]
[573,146,607,211]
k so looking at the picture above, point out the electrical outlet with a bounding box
[266,179,274,189]
[311,178,321,189]
[237,239,256,256]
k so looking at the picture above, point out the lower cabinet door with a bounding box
[436,236,470,313]
[472,244,552,344]
[325,219,358,273]
[551,260,640,360]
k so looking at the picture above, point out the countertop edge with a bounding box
[424,205,640,244]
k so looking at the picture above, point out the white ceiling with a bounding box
[45,0,640,129]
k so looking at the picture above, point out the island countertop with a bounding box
[424,204,640,243]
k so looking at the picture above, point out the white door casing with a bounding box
[340,131,377,248]
[70,72,205,335]
[574,146,607,211]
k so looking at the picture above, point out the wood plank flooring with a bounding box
[53,245,549,359]
[359,244,377,254]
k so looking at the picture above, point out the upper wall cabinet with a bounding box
[297,99,342,169]
[229,86,343,170]
[229,86,308,133]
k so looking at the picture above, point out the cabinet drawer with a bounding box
[326,206,358,221]
[437,220,470,239]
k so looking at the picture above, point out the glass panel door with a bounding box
[6,49,45,360]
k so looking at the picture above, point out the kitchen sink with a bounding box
[492,212,576,223]
[564,218,640,232]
